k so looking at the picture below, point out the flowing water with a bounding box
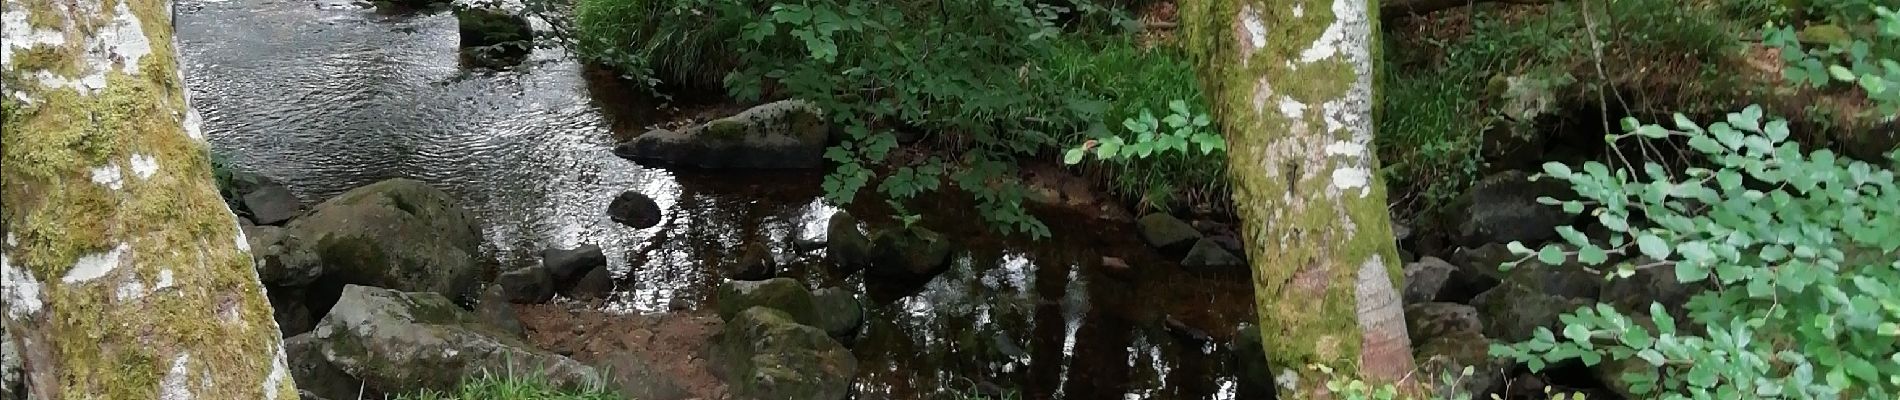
[176,2,1260,398]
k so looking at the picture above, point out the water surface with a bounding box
[176,2,1259,398]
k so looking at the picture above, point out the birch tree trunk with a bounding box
[1179,0,1415,396]
[0,0,297,397]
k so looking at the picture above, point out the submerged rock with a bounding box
[716,278,818,326]
[286,178,482,305]
[607,191,663,229]
[1136,213,1202,254]
[311,285,601,395]
[1180,238,1245,272]
[614,100,831,169]
[825,211,872,273]
[711,307,857,400]
[1447,171,1576,247]
[865,227,953,283]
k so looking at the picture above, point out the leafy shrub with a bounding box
[1492,106,1900,398]
[1045,37,1227,208]
[1762,4,1899,114]
[574,0,1221,236]
[572,0,752,88]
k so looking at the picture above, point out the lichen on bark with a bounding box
[1182,0,1414,396]
[1,0,297,398]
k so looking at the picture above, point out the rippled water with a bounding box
[177,2,1259,398]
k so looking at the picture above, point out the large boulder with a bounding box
[1470,283,1592,342]
[711,307,857,400]
[1446,171,1576,247]
[716,278,818,326]
[311,285,601,395]
[1600,257,1701,319]
[825,211,872,273]
[1404,302,1483,342]
[286,179,482,302]
[865,228,953,283]
[1402,257,1458,304]
[245,225,323,287]
[1136,213,1202,254]
[607,191,662,229]
[1499,260,1604,300]
[1180,238,1245,272]
[1414,331,1512,400]
[614,100,831,169]
[811,287,863,340]
[286,333,365,400]
[477,285,527,338]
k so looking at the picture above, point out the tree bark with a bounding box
[1,0,297,398]
[1180,0,1414,397]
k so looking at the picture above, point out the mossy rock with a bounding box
[285,179,482,307]
[865,227,953,283]
[716,278,819,326]
[311,285,601,395]
[825,211,873,273]
[711,307,857,400]
[612,100,831,169]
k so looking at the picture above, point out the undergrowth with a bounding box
[392,370,618,400]
[571,0,1223,237]
[1378,0,1749,217]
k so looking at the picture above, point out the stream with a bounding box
[175,2,1261,398]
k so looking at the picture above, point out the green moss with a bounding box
[1184,0,1408,390]
[8,45,81,77]
[703,119,749,141]
[1,0,294,397]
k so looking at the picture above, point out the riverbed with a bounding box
[176,1,1259,398]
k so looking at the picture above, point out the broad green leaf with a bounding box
[1539,245,1568,265]
[1063,148,1086,165]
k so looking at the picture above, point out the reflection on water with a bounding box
[176,1,1259,398]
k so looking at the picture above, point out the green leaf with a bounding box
[1638,349,1666,366]
[1829,65,1858,82]
[1063,148,1086,165]
[1545,163,1574,179]
[1538,245,1568,265]
[1600,213,1631,232]
[1637,234,1672,261]
[1578,245,1608,265]
[1192,114,1211,127]
[1168,100,1189,115]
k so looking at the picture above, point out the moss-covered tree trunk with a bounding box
[0,0,297,398]
[1180,0,1414,396]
